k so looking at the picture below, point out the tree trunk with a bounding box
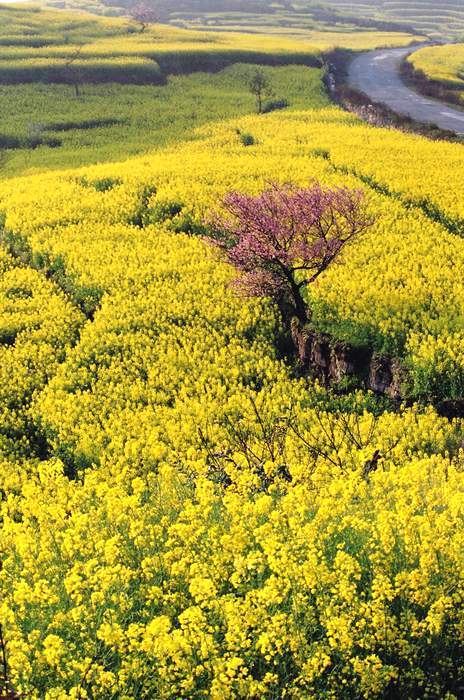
[289,277,308,325]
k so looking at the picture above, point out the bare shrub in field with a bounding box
[63,44,85,97]
[248,68,273,114]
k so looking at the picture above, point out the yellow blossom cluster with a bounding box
[3,452,464,698]
[0,250,83,463]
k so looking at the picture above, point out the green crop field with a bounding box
[0,63,328,175]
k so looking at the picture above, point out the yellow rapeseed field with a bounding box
[407,43,464,90]
[1,12,464,699]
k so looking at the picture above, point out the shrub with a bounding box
[239,132,256,146]
[149,200,184,222]
[262,97,289,113]
[0,134,21,149]
[92,177,122,192]
[310,147,330,160]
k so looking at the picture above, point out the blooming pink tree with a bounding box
[129,3,160,32]
[210,182,373,324]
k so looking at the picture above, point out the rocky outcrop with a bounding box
[291,320,404,399]
[436,399,464,420]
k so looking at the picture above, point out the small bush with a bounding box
[0,134,21,149]
[169,212,211,236]
[44,137,61,149]
[92,177,122,193]
[239,132,256,147]
[129,185,157,227]
[150,200,184,222]
[24,135,62,149]
[262,98,289,113]
[76,177,122,192]
[310,148,330,160]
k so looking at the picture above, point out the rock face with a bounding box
[291,320,404,399]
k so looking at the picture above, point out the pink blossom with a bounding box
[209,182,373,323]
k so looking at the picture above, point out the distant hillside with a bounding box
[96,0,421,36]
[41,0,458,41]
[318,0,464,40]
[158,0,464,40]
